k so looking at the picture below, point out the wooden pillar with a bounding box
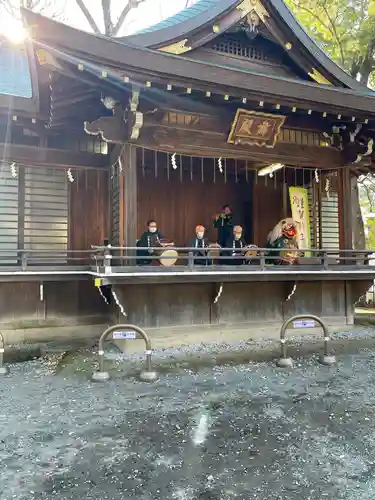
[338,168,353,251]
[120,144,138,253]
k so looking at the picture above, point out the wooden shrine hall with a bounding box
[1,0,375,337]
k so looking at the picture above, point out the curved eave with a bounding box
[122,0,235,47]
[21,9,375,117]
[268,0,370,93]
[122,0,371,94]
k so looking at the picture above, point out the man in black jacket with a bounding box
[213,204,233,248]
[136,219,163,265]
[188,225,209,266]
[225,225,246,265]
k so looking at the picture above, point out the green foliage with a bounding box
[286,0,375,85]
[366,218,375,249]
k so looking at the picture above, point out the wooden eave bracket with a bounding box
[83,85,144,143]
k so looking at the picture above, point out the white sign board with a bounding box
[293,320,315,328]
[112,331,137,340]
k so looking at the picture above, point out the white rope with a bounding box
[10,162,17,178]
[314,168,319,183]
[118,156,123,172]
[97,286,109,304]
[286,283,297,302]
[67,168,74,183]
[171,152,178,170]
[217,157,223,174]
[325,178,330,199]
[112,288,127,317]
[213,283,223,304]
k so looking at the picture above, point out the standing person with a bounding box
[188,225,209,266]
[213,204,234,249]
[136,219,163,265]
[224,225,246,265]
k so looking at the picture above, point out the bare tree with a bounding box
[0,0,65,19]
[75,0,146,36]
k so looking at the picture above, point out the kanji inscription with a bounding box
[227,109,286,148]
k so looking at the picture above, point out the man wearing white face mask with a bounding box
[189,225,209,266]
[136,219,163,265]
[224,225,246,265]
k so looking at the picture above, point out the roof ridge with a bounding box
[130,0,224,36]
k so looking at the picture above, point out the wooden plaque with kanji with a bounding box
[227,109,286,148]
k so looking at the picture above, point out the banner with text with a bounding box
[289,186,311,255]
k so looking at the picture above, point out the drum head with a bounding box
[159,249,178,267]
[245,245,258,259]
[245,250,257,258]
[208,243,221,258]
[280,250,297,262]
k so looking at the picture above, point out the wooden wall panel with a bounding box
[219,282,284,324]
[111,280,352,329]
[115,283,212,327]
[69,169,110,253]
[137,158,253,246]
[252,177,284,247]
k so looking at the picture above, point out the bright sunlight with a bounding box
[0,15,27,44]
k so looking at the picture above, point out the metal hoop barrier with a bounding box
[276,314,336,368]
[91,324,158,382]
[0,332,9,375]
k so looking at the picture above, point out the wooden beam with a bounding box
[138,127,342,168]
[0,143,108,169]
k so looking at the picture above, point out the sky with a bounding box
[0,0,194,37]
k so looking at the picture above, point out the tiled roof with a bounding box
[135,0,218,34]
[0,41,32,98]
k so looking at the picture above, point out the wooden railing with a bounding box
[0,246,372,273]
[91,245,375,270]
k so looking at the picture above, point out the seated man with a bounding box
[188,225,209,266]
[224,225,246,265]
[136,219,163,265]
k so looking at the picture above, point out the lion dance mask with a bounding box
[266,218,299,265]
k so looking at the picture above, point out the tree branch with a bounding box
[75,0,101,34]
[101,0,113,36]
[289,1,336,41]
[0,0,16,16]
[112,0,145,36]
[321,4,345,66]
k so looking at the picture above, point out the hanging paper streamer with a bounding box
[285,282,297,302]
[314,168,319,183]
[213,283,223,304]
[112,288,127,317]
[118,156,123,172]
[67,168,74,183]
[325,178,330,199]
[217,157,223,174]
[10,162,17,178]
[97,287,109,304]
[171,152,178,170]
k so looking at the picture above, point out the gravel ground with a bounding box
[2,347,375,500]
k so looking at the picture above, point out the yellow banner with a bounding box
[289,186,311,253]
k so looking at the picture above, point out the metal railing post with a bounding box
[92,324,158,382]
[0,332,9,375]
[276,314,336,368]
[103,241,112,275]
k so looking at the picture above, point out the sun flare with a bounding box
[0,17,27,44]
